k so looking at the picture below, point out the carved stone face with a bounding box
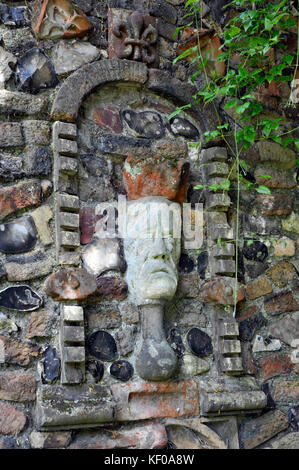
[123,196,181,305]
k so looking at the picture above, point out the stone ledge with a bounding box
[200,391,267,416]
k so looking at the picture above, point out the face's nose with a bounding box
[148,236,170,261]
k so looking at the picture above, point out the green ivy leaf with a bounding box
[256,185,272,195]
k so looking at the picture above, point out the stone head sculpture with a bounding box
[83,155,190,381]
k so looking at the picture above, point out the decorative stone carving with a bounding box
[60,305,85,385]
[30,0,92,40]
[108,9,158,65]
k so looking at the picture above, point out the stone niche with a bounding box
[37,58,267,448]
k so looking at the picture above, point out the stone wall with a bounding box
[0,0,298,450]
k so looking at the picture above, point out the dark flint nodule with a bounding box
[42,346,60,384]
[87,330,118,361]
[87,361,104,382]
[0,285,43,311]
[197,251,208,279]
[0,217,37,254]
[167,328,185,358]
[169,117,199,139]
[110,360,134,381]
[187,327,213,356]
[122,110,165,139]
[243,240,268,262]
[179,253,194,273]
[16,48,58,93]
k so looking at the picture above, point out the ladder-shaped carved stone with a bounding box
[60,305,85,385]
[219,319,243,375]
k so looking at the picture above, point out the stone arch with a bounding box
[50,58,217,136]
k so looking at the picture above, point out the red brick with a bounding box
[123,155,190,203]
[111,380,199,421]
[0,403,26,435]
[236,305,258,323]
[259,354,293,380]
[0,180,41,220]
[80,206,96,245]
[45,268,98,301]
[264,291,298,315]
[246,277,272,300]
[200,277,245,306]
[0,372,36,402]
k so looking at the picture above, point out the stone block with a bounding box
[222,340,241,356]
[264,291,298,315]
[31,205,53,246]
[63,326,84,344]
[56,139,78,156]
[266,260,297,288]
[239,410,289,449]
[200,390,266,416]
[268,312,299,346]
[0,372,36,402]
[257,141,296,169]
[57,194,80,212]
[205,193,231,211]
[272,381,299,403]
[30,431,72,449]
[62,305,84,323]
[260,354,293,380]
[59,156,78,175]
[246,277,273,300]
[35,385,115,430]
[221,357,243,374]
[0,403,26,435]
[60,231,80,248]
[111,380,199,421]
[0,122,24,147]
[22,121,50,146]
[0,90,48,115]
[0,180,41,220]
[59,212,80,230]
[201,147,227,163]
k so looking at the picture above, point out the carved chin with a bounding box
[137,275,177,301]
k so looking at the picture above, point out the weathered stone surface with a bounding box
[70,422,167,449]
[0,216,37,254]
[0,4,27,27]
[200,277,245,305]
[87,330,118,361]
[200,391,266,417]
[36,385,115,430]
[179,254,195,274]
[82,238,123,277]
[254,167,297,189]
[265,432,299,449]
[110,360,134,381]
[0,180,41,220]
[86,304,122,329]
[0,403,26,436]
[273,236,295,257]
[264,291,298,315]
[92,105,123,134]
[282,212,299,234]
[180,354,210,377]
[289,406,299,429]
[153,139,188,158]
[0,46,17,88]
[257,193,292,216]
[272,381,299,403]
[267,260,297,288]
[22,120,50,146]
[257,141,296,169]
[252,335,281,353]
[87,361,104,382]
[0,285,43,312]
[31,205,53,246]
[17,48,58,93]
[51,60,148,122]
[96,277,128,301]
[240,410,289,449]
[45,268,98,301]
[119,303,139,325]
[0,372,36,402]
[166,418,226,450]
[123,155,190,203]
[52,40,100,75]
[115,325,137,356]
[26,310,53,339]
[0,336,39,366]
[241,342,257,375]
[31,0,92,40]
[30,431,72,449]
[111,380,199,421]
[0,122,23,147]
[259,354,293,380]
[246,277,273,300]
[0,313,18,335]
[177,274,199,298]
[0,90,48,116]
[268,312,299,346]
[5,253,53,281]
[238,313,267,342]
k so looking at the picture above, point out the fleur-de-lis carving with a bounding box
[112,11,158,64]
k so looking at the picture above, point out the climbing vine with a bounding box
[171,0,299,314]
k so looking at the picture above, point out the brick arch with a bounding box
[50,59,217,135]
